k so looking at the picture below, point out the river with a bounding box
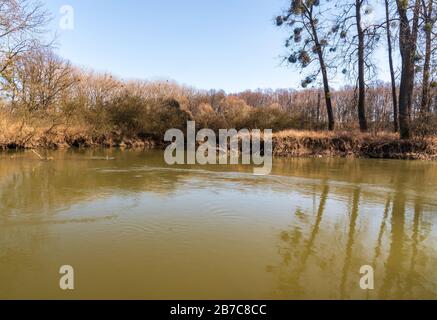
[0,150,436,299]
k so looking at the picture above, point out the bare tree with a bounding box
[1,48,78,129]
[355,0,368,131]
[420,0,436,114]
[395,0,421,139]
[277,0,336,131]
[385,0,399,132]
[333,0,382,132]
[0,0,50,76]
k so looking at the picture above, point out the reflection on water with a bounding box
[0,150,436,299]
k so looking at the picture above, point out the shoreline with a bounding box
[272,130,437,160]
[1,128,436,161]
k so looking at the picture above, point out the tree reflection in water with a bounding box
[270,160,437,299]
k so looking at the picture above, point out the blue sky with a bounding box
[44,0,390,92]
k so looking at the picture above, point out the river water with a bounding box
[0,150,436,299]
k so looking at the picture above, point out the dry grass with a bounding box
[0,114,154,150]
[275,129,399,140]
[273,130,437,160]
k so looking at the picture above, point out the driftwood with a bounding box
[89,156,116,161]
[31,150,54,161]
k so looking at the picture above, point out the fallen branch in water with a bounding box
[31,149,54,161]
[31,149,44,160]
[89,156,116,161]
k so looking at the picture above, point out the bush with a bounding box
[247,105,303,131]
[412,112,437,138]
[145,98,193,141]
[106,93,148,137]
[105,93,192,141]
[188,103,225,132]
[217,96,253,129]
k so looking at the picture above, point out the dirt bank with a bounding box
[1,122,436,160]
[273,130,437,160]
[0,122,155,150]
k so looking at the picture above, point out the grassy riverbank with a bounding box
[0,117,155,150]
[273,130,437,160]
[1,117,436,160]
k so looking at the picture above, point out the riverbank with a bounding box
[0,120,155,150]
[1,121,436,160]
[273,130,437,160]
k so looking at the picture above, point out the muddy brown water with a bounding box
[0,149,436,299]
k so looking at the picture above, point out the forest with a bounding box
[0,0,436,158]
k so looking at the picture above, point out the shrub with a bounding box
[106,94,192,140]
[247,105,303,131]
[412,112,437,138]
[217,96,253,129]
[144,98,193,141]
[106,93,148,137]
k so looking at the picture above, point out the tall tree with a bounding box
[385,0,399,132]
[1,49,77,122]
[355,0,368,131]
[395,0,421,139]
[0,0,50,75]
[420,0,436,114]
[334,0,381,132]
[277,0,336,131]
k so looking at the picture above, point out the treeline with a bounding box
[0,0,436,145]
[276,0,437,138]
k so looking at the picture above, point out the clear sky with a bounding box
[44,0,390,93]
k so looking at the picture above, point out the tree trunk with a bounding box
[385,0,399,132]
[420,0,433,114]
[310,19,335,131]
[356,0,368,132]
[320,62,335,131]
[316,90,321,128]
[396,0,421,139]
